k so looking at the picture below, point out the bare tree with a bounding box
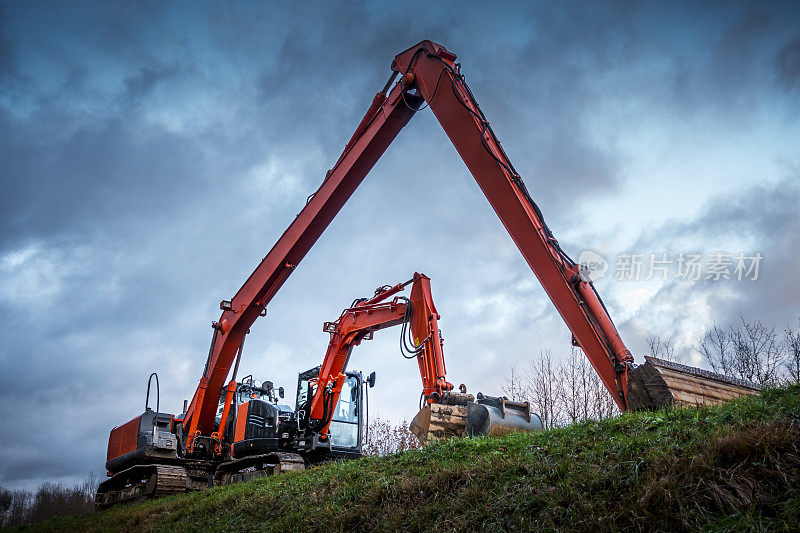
[526,350,562,429]
[2,489,30,527]
[559,349,581,424]
[559,348,594,423]
[784,318,800,384]
[645,334,680,363]
[0,488,11,523]
[501,349,619,428]
[501,366,525,402]
[731,315,785,385]
[0,475,98,527]
[696,314,786,386]
[588,370,618,420]
[695,324,736,377]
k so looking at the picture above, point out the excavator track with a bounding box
[95,464,188,510]
[152,465,188,497]
[215,452,305,485]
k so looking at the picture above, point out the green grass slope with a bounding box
[34,386,800,532]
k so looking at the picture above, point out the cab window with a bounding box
[329,375,359,449]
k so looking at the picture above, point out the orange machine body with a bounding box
[106,416,141,465]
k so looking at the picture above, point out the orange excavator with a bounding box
[299,272,538,449]
[98,40,735,507]
[98,271,522,507]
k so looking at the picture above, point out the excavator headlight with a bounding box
[220,300,233,311]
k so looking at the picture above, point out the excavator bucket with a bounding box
[464,396,543,437]
[626,356,761,410]
[410,393,543,444]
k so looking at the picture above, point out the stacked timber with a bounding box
[627,356,761,410]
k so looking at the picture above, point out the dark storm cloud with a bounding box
[634,175,799,246]
[0,110,215,248]
[440,2,637,210]
[251,5,454,163]
[122,63,188,105]
[1,0,799,488]
[248,2,632,215]
[705,7,771,102]
[0,6,14,83]
[776,38,800,93]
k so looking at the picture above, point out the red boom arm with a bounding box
[182,40,634,453]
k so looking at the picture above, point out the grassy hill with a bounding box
[29,386,800,532]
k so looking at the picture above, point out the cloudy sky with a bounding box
[1,1,799,489]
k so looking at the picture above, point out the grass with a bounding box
[23,385,800,532]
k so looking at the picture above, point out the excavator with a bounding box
[97,40,751,508]
[97,271,538,507]
[304,272,538,446]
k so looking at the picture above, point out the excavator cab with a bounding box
[295,366,368,460]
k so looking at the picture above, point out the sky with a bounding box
[1,0,799,489]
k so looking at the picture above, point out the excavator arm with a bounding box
[307,273,451,438]
[183,39,633,454]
